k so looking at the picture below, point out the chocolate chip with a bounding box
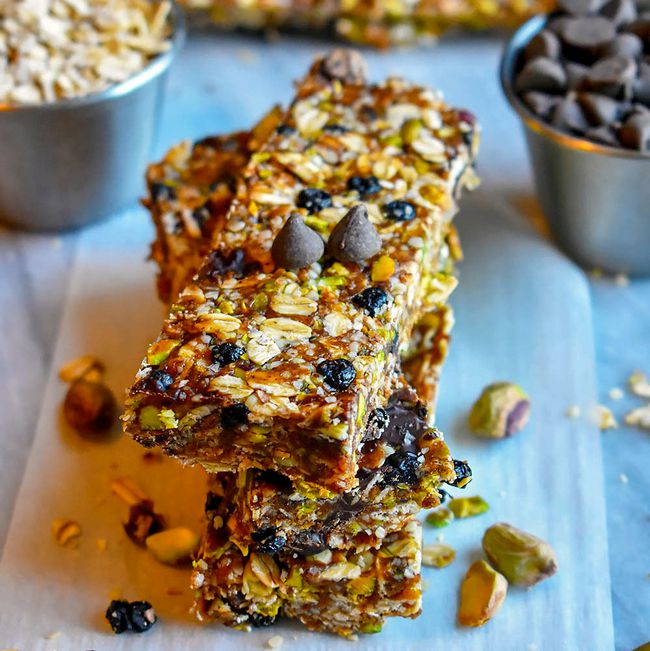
[578,91,623,123]
[221,403,249,428]
[558,0,604,16]
[603,33,644,58]
[619,111,650,149]
[551,97,591,132]
[351,286,390,317]
[601,0,638,26]
[585,124,621,144]
[586,55,637,97]
[524,30,561,61]
[547,15,572,34]
[561,17,617,61]
[522,91,561,118]
[296,188,332,214]
[383,199,416,221]
[319,49,367,85]
[271,214,324,270]
[327,204,382,264]
[566,62,591,88]
[211,342,244,366]
[634,63,650,105]
[317,358,356,391]
[516,57,568,94]
[623,16,650,42]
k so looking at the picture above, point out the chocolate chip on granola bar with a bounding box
[106,599,157,634]
[271,214,324,269]
[327,204,382,264]
[221,403,250,428]
[296,188,332,214]
[352,286,390,317]
[211,342,244,366]
[317,359,356,391]
[383,199,416,222]
[347,175,382,197]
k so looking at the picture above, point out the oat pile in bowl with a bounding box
[0,0,172,105]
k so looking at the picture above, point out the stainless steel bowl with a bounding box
[501,15,650,276]
[0,2,185,232]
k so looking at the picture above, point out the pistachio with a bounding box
[319,48,367,85]
[124,500,166,547]
[448,495,489,519]
[63,379,117,438]
[146,526,200,565]
[52,518,82,549]
[468,382,531,438]
[482,522,558,587]
[425,507,454,529]
[422,543,456,568]
[371,254,395,282]
[458,560,508,627]
[327,204,382,265]
[271,214,324,269]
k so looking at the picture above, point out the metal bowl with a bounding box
[0,2,185,232]
[501,15,650,276]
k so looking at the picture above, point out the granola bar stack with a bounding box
[123,50,479,636]
[181,0,555,48]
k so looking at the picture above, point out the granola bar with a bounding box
[192,514,423,636]
[182,0,555,48]
[122,50,479,494]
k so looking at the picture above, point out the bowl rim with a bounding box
[500,13,650,161]
[0,0,186,113]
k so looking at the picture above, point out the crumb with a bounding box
[436,533,445,543]
[593,404,618,430]
[44,631,61,640]
[267,635,283,649]
[166,587,184,596]
[566,405,581,419]
[614,273,629,287]
[625,404,650,431]
[628,371,650,399]
[142,451,163,464]
[619,473,629,484]
[347,634,359,642]
[608,388,624,401]
[96,538,107,552]
[421,579,429,592]
[236,48,258,65]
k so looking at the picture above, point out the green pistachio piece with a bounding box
[158,408,178,430]
[360,622,383,634]
[422,543,456,568]
[425,506,455,528]
[139,405,163,430]
[482,522,558,587]
[146,339,179,366]
[448,495,489,519]
[468,382,531,439]
[402,118,423,145]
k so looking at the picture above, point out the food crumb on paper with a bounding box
[608,387,623,401]
[267,635,284,649]
[593,405,618,430]
[566,405,581,419]
[619,473,629,484]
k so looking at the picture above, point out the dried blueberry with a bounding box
[317,359,356,392]
[438,487,451,504]
[105,599,157,634]
[448,459,473,488]
[364,407,390,441]
[248,613,277,627]
[323,123,350,133]
[252,526,278,542]
[352,286,390,317]
[221,403,249,428]
[285,530,326,555]
[150,182,176,202]
[296,188,332,214]
[211,342,244,366]
[381,451,420,486]
[383,200,416,222]
[276,123,295,135]
[204,491,222,512]
[192,206,210,231]
[347,175,382,198]
[256,535,287,554]
[199,248,247,281]
[148,369,174,392]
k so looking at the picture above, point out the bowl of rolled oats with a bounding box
[0,0,185,231]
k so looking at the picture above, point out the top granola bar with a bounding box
[122,50,478,495]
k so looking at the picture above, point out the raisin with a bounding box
[381,451,420,486]
[364,407,390,441]
[276,124,295,135]
[204,491,222,512]
[383,200,416,222]
[317,359,356,392]
[251,526,277,542]
[147,369,174,392]
[123,499,166,546]
[347,175,381,198]
[105,599,157,634]
[448,459,473,488]
[285,530,326,555]
[248,613,276,627]
[352,286,390,317]
[296,188,332,214]
[150,182,176,202]
[198,248,247,281]
[211,342,244,366]
[221,403,249,428]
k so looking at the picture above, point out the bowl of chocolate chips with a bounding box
[501,0,650,275]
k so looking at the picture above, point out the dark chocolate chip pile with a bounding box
[515,0,650,152]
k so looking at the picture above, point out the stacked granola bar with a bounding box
[124,49,478,636]
[182,0,555,47]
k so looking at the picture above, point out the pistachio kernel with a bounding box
[271,214,324,270]
[63,379,117,438]
[425,506,454,529]
[482,522,558,587]
[448,495,490,519]
[458,560,508,627]
[327,204,382,264]
[469,381,531,439]
[422,543,456,568]
[146,526,200,565]
[52,518,82,549]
